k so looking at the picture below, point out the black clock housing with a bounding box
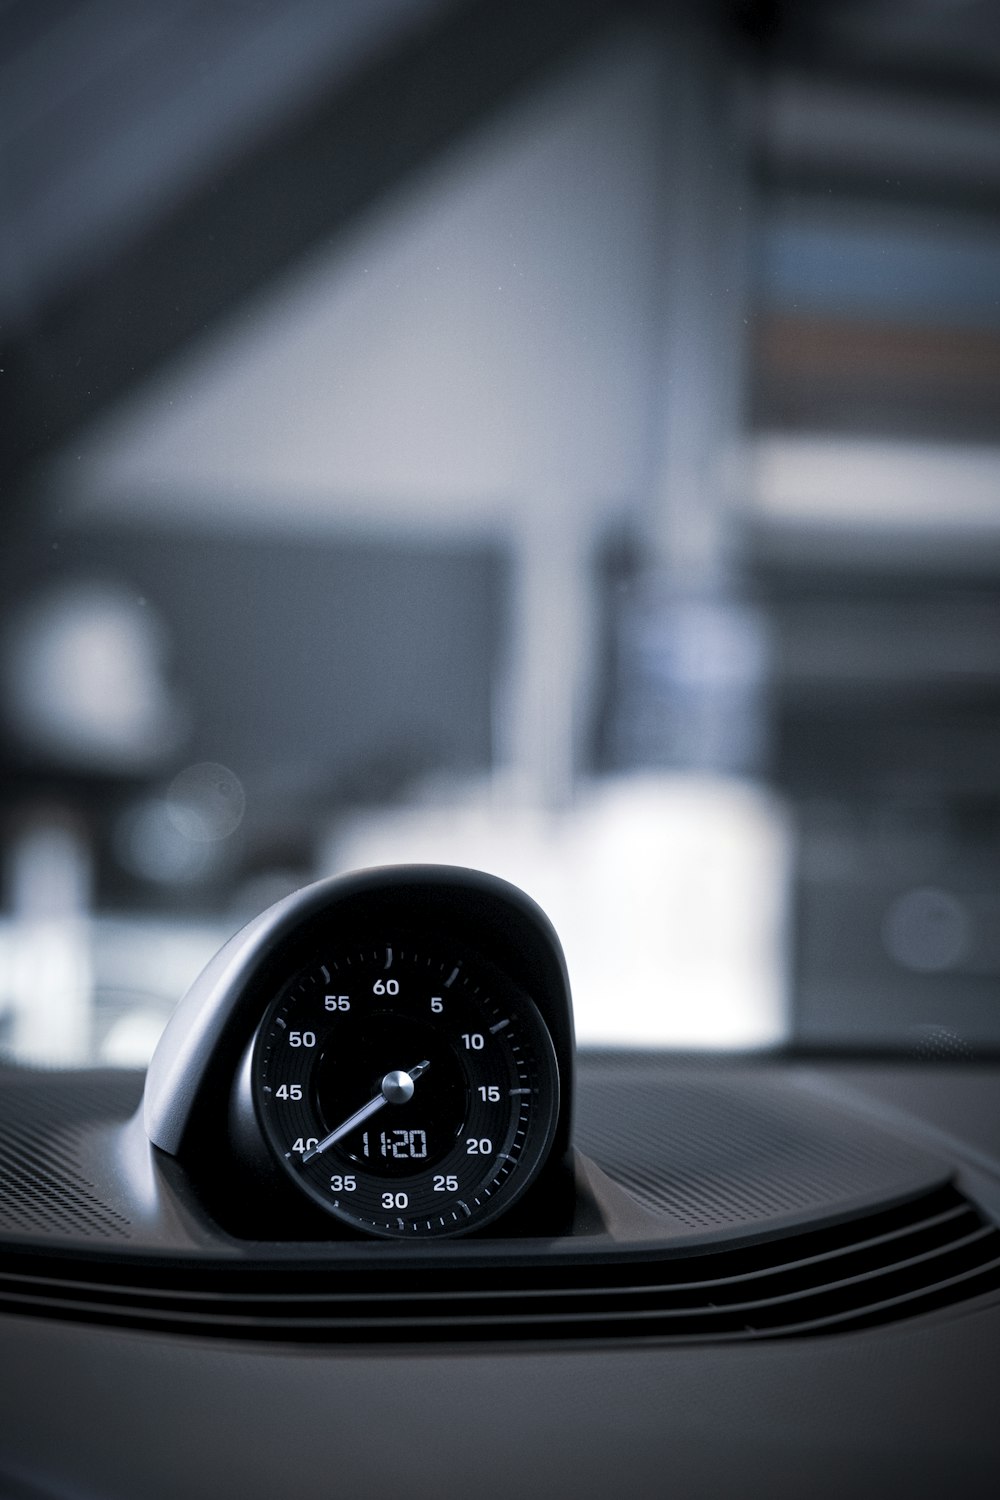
[143,866,575,1239]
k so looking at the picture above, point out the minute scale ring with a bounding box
[252,940,559,1238]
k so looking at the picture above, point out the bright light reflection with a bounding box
[325,774,791,1049]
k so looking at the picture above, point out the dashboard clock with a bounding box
[143,866,575,1240]
[248,936,559,1237]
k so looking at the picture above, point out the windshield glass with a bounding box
[3,1,999,1068]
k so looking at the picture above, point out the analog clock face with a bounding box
[251,936,560,1238]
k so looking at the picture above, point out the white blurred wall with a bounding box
[54,31,666,538]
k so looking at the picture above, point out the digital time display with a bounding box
[361,1128,429,1160]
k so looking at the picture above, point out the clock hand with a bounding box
[300,1060,430,1163]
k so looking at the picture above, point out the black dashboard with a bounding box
[1,868,999,1497]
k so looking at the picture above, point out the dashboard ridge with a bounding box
[2,1183,998,1344]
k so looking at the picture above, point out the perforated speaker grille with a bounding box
[1,1058,998,1344]
[0,1059,949,1247]
[576,1061,934,1230]
[0,1068,140,1242]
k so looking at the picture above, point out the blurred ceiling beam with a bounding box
[1,0,618,497]
[760,70,1000,218]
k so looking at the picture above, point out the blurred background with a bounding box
[2,0,999,1067]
